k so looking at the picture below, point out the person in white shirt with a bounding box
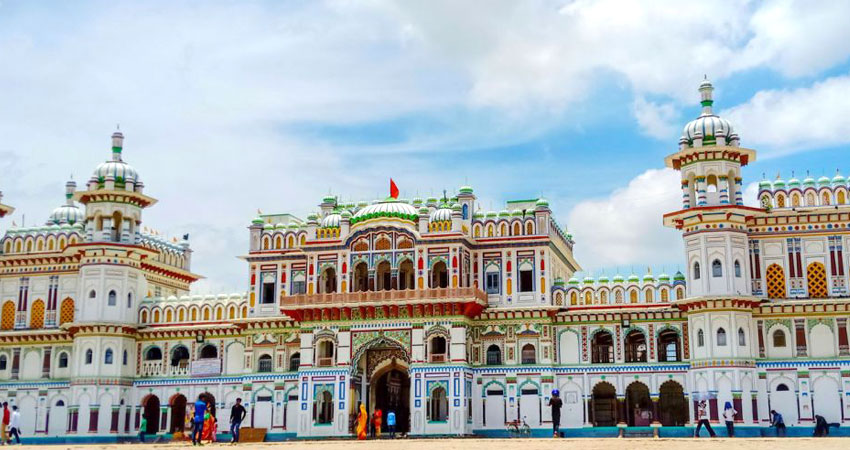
[7,406,19,445]
[694,400,716,438]
[722,402,737,437]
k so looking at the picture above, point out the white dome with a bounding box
[429,207,452,223]
[682,115,734,143]
[48,204,85,225]
[93,160,139,185]
[320,213,341,228]
[351,200,419,224]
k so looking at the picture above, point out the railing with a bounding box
[281,287,487,307]
[140,361,163,377]
[258,359,273,373]
[14,312,26,329]
[430,354,446,363]
[317,357,334,367]
[45,311,57,328]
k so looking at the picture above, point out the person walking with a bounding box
[139,414,147,443]
[7,407,19,445]
[548,389,563,438]
[229,398,247,444]
[355,403,368,440]
[373,409,382,439]
[192,395,207,446]
[770,410,786,437]
[694,400,716,437]
[201,404,216,443]
[1,402,8,445]
[722,402,736,437]
[386,410,396,439]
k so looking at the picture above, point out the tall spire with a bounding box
[699,75,714,116]
[111,127,124,162]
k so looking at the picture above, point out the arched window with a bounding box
[711,260,722,277]
[88,290,96,300]
[85,349,93,365]
[693,262,701,280]
[486,345,501,365]
[127,293,133,308]
[315,390,334,424]
[766,264,786,299]
[773,329,786,348]
[0,355,8,370]
[107,290,117,306]
[145,347,162,361]
[58,352,68,368]
[513,223,521,236]
[123,350,128,365]
[658,330,680,362]
[171,346,190,367]
[526,222,534,235]
[428,386,448,422]
[199,344,217,359]
[591,331,614,363]
[697,329,705,347]
[822,192,831,205]
[429,336,447,363]
[776,383,790,392]
[289,352,301,372]
[317,340,335,367]
[675,287,684,300]
[738,328,746,346]
[734,260,741,278]
[776,194,785,208]
[520,344,536,364]
[104,348,114,364]
[257,354,273,373]
[629,290,637,303]
[473,225,481,238]
[624,329,647,362]
[716,328,727,346]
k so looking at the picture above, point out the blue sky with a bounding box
[1,0,850,292]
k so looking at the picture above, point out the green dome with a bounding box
[612,274,625,283]
[350,200,419,225]
[582,276,594,284]
[263,223,274,230]
[473,211,484,219]
[322,195,336,204]
[340,210,351,218]
[643,274,655,282]
[419,206,429,214]
[511,209,524,217]
[412,197,423,205]
[288,223,299,229]
[567,277,580,285]
[252,217,264,225]
[597,275,609,283]
[818,175,831,187]
[536,198,550,207]
[426,196,438,204]
[673,271,685,281]
[832,173,845,184]
[451,203,462,212]
[758,180,772,189]
[658,273,671,282]
[486,211,497,218]
[553,277,565,286]
[787,177,800,188]
[498,209,510,217]
[773,178,785,189]
[459,185,474,195]
[306,213,319,221]
[803,176,816,187]
[627,274,640,283]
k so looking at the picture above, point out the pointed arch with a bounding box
[1,301,15,330]
[806,262,827,298]
[766,264,786,299]
[30,299,45,329]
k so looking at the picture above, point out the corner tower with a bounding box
[663,79,761,297]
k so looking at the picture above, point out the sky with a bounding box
[1,0,850,293]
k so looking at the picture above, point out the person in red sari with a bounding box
[201,403,217,443]
[373,409,382,439]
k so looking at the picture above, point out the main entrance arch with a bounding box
[352,337,411,435]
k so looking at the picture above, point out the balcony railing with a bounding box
[257,359,273,373]
[281,287,487,307]
[429,354,446,363]
[140,360,216,377]
[317,357,334,367]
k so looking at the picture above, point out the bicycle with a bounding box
[506,417,531,438]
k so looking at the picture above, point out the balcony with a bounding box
[429,354,446,363]
[280,287,488,320]
[140,360,218,377]
[317,357,334,367]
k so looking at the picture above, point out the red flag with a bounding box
[390,179,399,199]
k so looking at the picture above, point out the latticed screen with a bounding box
[30,300,44,329]
[0,301,14,330]
[806,262,828,298]
[59,299,75,325]
[766,264,786,299]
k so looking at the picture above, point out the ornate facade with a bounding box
[0,79,849,441]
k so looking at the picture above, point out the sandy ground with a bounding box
[9,438,850,450]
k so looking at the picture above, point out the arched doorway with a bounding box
[376,261,391,291]
[625,382,652,426]
[373,368,411,434]
[431,261,448,288]
[170,394,187,433]
[658,381,687,426]
[353,262,369,292]
[198,392,217,419]
[398,260,414,290]
[591,382,617,426]
[142,395,160,434]
[320,267,337,294]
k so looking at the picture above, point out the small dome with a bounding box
[658,273,671,282]
[673,271,686,281]
[598,275,609,283]
[92,160,139,186]
[803,176,816,187]
[758,179,772,190]
[773,178,785,189]
[473,211,484,219]
[498,209,510,217]
[322,195,336,204]
[458,185,474,195]
[553,277,565,286]
[451,203,462,212]
[426,197,438,205]
[680,78,736,148]
[536,198,549,208]
[320,213,341,228]
[48,204,85,225]
[627,274,640,283]
[582,276,594,284]
[419,206,429,214]
[832,172,845,184]
[643,273,655,282]
[511,209,523,217]
[351,200,419,224]
[818,175,831,187]
[357,201,369,208]
[787,177,800,188]
[430,207,452,223]
[263,223,274,230]
[412,197,424,205]
[306,213,319,221]
[486,211,497,218]
[251,217,264,225]
[340,210,351,219]
[567,277,580,285]
[612,274,625,283]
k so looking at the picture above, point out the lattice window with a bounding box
[1,301,14,330]
[352,239,368,252]
[59,298,75,325]
[766,264,786,299]
[30,300,44,329]
[806,262,828,298]
[375,237,391,250]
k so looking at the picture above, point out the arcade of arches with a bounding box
[590,381,687,427]
[141,392,217,435]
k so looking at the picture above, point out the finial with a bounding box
[116,123,120,131]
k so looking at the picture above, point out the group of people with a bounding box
[354,404,398,439]
[140,396,247,445]
[0,403,21,445]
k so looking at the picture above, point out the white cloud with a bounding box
[722,74,850,157]
[566,168,684,274]
[632,97,678,140]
